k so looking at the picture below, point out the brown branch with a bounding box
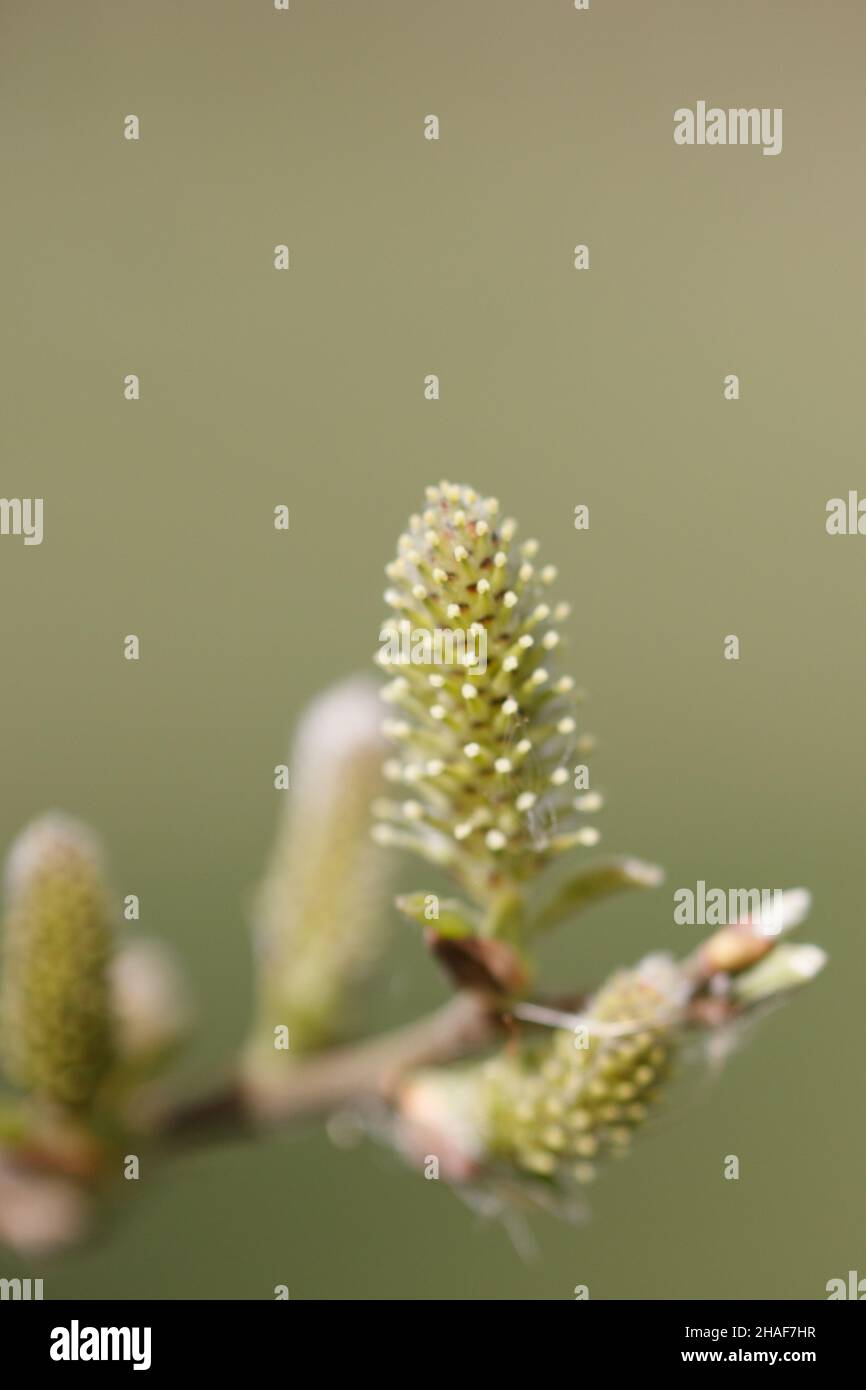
[155,991,502,1151]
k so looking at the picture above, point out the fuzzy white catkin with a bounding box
[110,939,191,1060]
[250,677,389,1058]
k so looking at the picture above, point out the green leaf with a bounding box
[533,857,664,933]
[395,893,480,939]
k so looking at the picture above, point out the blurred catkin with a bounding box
[0,815,116,1109]
[374,481,598,908]
[109,938,191,1082]
[249,677,388,1060]
[401,954,688,1187]
[481,955,686,1182]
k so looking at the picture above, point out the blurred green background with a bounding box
[1,0,863,1298]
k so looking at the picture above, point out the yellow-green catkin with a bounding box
[374,481,598,907]
[250,677,388,1059]
[480,954,688,1184]
[0,815,116,1109]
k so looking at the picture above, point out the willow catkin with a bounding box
[109,938,191,1078]
[374,481,599,906]
[0,814,115,1109]
[251,677,387,1057]
[399,954,688,1189]
[481,955,687,1183]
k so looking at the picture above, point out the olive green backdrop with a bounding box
[1,0,863,1298]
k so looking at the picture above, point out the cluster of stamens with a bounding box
[480,956,684,1184]
[373,483,600,901]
